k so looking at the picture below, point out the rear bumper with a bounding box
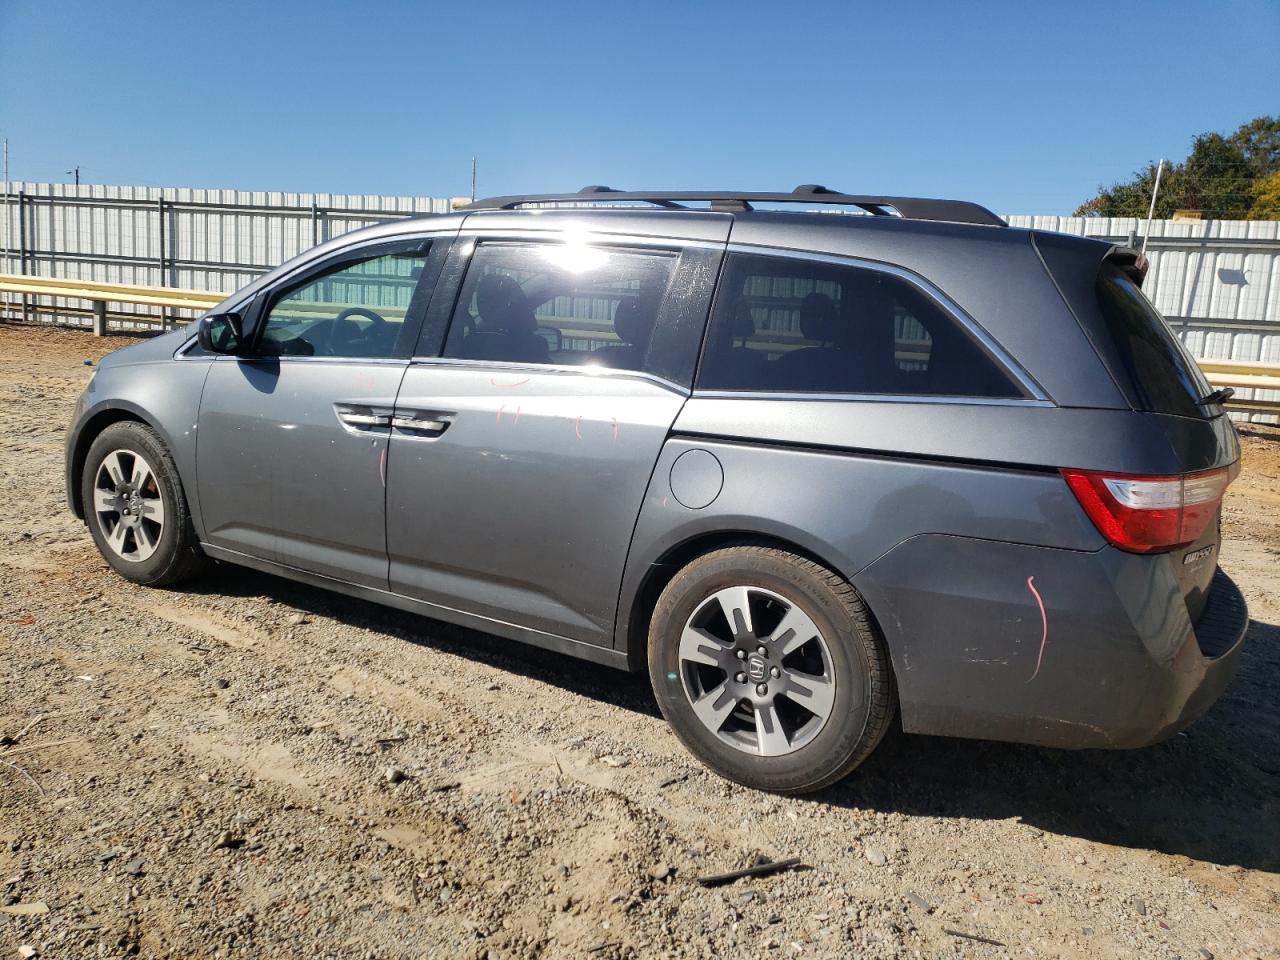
[853,536,1249,749]
[1133,568,1248,745]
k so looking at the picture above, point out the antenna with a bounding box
[1141,158,1164,257]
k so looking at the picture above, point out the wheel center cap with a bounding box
[746,655,768,683]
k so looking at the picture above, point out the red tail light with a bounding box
[1061,465,1238,554]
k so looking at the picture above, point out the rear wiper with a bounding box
[1199,387,1235,406]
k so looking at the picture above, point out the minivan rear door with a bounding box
[384,220,726,650]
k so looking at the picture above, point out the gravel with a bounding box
[2,323,1279,959]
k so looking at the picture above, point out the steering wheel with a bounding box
[329,307,387,353]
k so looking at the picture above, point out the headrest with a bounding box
[836,281,895,350]
[799,292,838,343]
[475,274,535,333]
[613,298,655,347]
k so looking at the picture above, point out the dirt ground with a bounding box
[1,322,1277,960]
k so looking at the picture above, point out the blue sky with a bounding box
[1,0,1276,214]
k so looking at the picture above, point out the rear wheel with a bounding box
[82,421,209,586]
[648,546,895,794]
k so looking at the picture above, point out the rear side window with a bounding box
[696,253,1024,398]
[443,242,677,375]
[1094,263,1212,417]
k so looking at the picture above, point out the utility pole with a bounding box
[471,157,477,202]
[3,138,10,318]
[3,138,9,269]
[1141,158,1164,257]
[66,165,80,186]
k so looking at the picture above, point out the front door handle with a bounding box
[334,403,394,432]
[391,413,452,438]
[341,412,392,428]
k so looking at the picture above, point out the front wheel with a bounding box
[648,546,896,794]
[81,421,209,586]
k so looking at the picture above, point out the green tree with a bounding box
[1249,170,1280,220]
[1074,115,1279,219]
[1073,160,1186,218]
[1230,115,1280,177]
[1180,133,1254,219]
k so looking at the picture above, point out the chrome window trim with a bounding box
[210,355,409,366]
[690,389,1054,407]
[720,242,1049,402]
[406,355,689,396]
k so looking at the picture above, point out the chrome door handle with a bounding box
[334,404,394,432]
[391,414,451,436]
[340,412,391,428]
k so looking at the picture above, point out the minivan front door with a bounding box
[196,236,449,587]
[385,235,723,648]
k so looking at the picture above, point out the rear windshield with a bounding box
[1095,263,1212,418]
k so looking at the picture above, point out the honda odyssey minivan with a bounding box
[65,185,1249,793]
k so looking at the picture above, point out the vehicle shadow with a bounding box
[185,564,663,716]
[820,618,1280,873]
[188,565,1280,872]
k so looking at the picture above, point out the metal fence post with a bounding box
[92,299,107,336]
[17,189,29,323]
[157,196,167,330]
[311,200,319,247]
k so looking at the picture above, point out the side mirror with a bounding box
[197,312,244,354]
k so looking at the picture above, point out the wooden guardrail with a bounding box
[2,272,1278,415]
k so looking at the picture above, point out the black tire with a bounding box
[81,421,209,587]
[647,546,896,794]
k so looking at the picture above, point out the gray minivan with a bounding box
[65,186,1249,793]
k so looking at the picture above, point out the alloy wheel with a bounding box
[678,585,836,756]
[92,449,166,563]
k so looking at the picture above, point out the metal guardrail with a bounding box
[0,272,226,334]
[1197,359,1280,390]
[0,273,227,309]
[2,273,1278,414]
[1196,360,1280,415]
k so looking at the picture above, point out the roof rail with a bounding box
[460,184,1006,227]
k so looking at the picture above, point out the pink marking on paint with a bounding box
[661,496,668,508]
[574,415,582,440]
[378,447,386,488]
[513,406,521,425]
[1025,575,1047,682]
[496,404,505,424]
[489,376,531,388]
[611,416,619,441]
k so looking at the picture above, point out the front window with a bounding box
[258,246,432,358]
